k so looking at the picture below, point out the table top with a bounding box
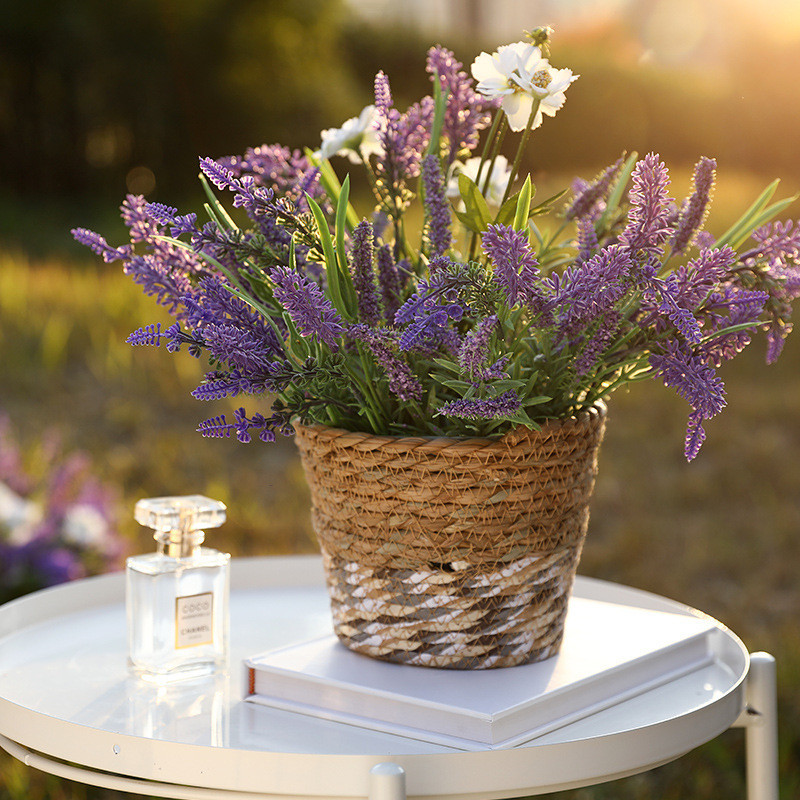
[0,556,749,800]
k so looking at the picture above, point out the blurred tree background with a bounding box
[1,1,799,799]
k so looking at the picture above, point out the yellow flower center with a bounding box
[531,69,551,90]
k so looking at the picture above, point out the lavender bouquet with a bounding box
[0,417,124,604]
[74,29,800,461]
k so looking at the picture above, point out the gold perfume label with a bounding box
[175,592,214,648]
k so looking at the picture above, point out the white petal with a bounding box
[471,51,505,83]
[502,93,534,132]
[547,68,578,94]
[541,91,566,116]
[476,78,513,97]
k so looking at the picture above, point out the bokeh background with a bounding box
[1,0,799,798]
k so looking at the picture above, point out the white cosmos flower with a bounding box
[447,155,511,207]
[471,41,577,132]
[316,105,383,164]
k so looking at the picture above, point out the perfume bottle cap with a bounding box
[135,495,227,532]
[135,495,226,557]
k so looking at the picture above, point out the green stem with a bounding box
[467,115,508,261]
[500,98,542,208]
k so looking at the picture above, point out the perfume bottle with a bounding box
[126,495,230,682]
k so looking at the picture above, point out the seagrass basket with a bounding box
[293,403,606,669]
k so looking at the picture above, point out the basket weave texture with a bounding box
[294,404,606,669]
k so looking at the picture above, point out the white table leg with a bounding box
[369,762,407,800]
[745,652,779,800]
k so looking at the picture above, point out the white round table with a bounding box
[0,556,778,799]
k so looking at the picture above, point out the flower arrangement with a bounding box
[0,417,124,604]
[74,29,800,461]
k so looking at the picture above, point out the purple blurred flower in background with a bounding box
[0,417,124,604]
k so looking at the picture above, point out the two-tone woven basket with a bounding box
[294,404,606,670]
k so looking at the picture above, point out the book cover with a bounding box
[244,597,717,750]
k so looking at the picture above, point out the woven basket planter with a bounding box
[294,404,606,670]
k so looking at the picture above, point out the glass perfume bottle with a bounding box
[126,495,230,682]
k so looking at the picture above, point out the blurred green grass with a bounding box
[1,169,799,798]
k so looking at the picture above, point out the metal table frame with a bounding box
[0,556,779,800]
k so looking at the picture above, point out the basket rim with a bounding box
[293,400,607,448]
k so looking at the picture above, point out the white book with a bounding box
[244,596,717,750]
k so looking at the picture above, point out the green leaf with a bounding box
[426,70,448,158]
[729,193,798,250]
[199,174,238,231]
[597,151,638,229]
[458,172,493,232]
[453,208,484,234]
[333,175,359,317]
[304,148,359,230]
[512,175,533,231]
[305,193,355,321]
[714,179,780,248]
[530,188,568,215]
[439,378,474,392]
[522,395,552,407]
[431,357,461,374]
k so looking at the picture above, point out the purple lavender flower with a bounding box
[564,156,624,221]
[121,194,160,242]
[552,245,633,324]
[374,71,393,116]
[31,546,83,587]
[376,245,402,324]
[481,224,548,311]
[619,153,673,259]
[373,71,433,189]
[439,390,521,420]
[665,246,737,309]
[270,266,345,349]
[218,144,324,207]
[199,157,279,224]
[184,277,283,357]
[197,408,287,443]
[684,412,707,462]
[458,315,500,380]
[649,340,727,459]
[700,286,768,367]
[127,324,165,347]
[122,254,193,317]
[426,45,497,165]
[350,325,423,401]
[71,228,132,263]
[670,157,716,254]
[200,324,279,374]
[575,212,600,265]
[657,276,704,344]
[350,220,382,326]
[421,154,452,257]
[395,275,466,351]
[145,203,199,238]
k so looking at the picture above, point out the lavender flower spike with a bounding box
[458,315,498,378]
[619,153,673,258]
[351,325,423,401]
[671,157,716,255]
[71,228,132,263]
[374,71,393,116]
[376,245,402,324]
[270,266,346,349]
[564,155,624,221]
[439,390,521,420]
[350,220,382,326]
[421,154,452,258]
[482,224,545,309]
